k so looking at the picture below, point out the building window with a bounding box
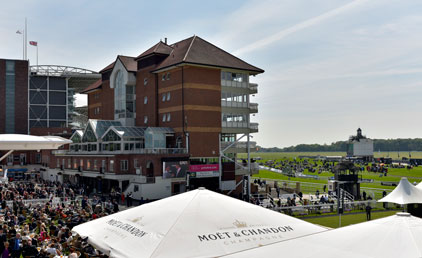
[87,160,91,170]
[167,113,171,122]
[144,96,148,104]
[166,72,171,80]
[121,160,128,171]
[102,160,106,171]
[94,160,98,170]
[144,116,148,124]
[80,159,84,168]
[162,114,166,122]
[144,78,148,85]
[166,92,171,101]
[134,159,139,168]
[56,159,60,168]
[68,158,71,168]
[110,160,114,172]
[162,94,166,102]
[162,74,166,81]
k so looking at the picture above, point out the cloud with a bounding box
[233,0,370,55]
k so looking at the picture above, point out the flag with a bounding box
[29,41,37,46]
[16,30,23,34]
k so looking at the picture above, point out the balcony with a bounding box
[249,83,258,94]
[54,148,188,156]
[221,100,248,109]
[221,101,258,114]
[222,121,259,133]
[249,103,258,113]
[221,141,257,153]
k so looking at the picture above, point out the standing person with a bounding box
[366,204,372,221]
[10,233,21,258]
[1,242,9,258]
[121,192,125,204]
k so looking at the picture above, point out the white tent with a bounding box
[378,177,422,204]
[416,181,422,190]
[72,188,326,258]
[0,134,71,152]
[221,212,422,258]
[0,134,72,183]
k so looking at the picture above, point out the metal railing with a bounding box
[249,103,258,112]
[221,141,257,149]
[274,200,379,216]
[249,83,258,92]
[55,148,188,155]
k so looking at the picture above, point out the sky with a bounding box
[1,0,422,148]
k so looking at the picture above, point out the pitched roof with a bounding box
[118,55,137,72]
[152,36,264,74]
[99,61,115,73]
[87,120,123,139]
[80,79,102,94]
[135,41,173,60]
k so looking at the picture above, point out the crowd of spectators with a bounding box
[0,179,119,257]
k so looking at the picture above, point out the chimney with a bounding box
[164,37,167,44]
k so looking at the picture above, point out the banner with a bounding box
[243,175,249,202]
[189,164,219,172]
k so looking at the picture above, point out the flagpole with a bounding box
[22,30,24,60]
[25,18,27,60]
[36,44,38,72]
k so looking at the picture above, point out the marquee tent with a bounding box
[72,188,326,258]
[416,181,422,190]
[378,177,422,204]
[0,134,71,152]
[221,212,422,258]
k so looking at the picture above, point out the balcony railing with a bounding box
[249,83,258,93]
[222,121,259,131]
[54,148,188,155]
[249,103,258,113]
[221,100,248,108]
[221,141,257,150]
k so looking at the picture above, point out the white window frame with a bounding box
[110,160,114,172]
[162,94,166,102]
[166,92,171,101]
[162,114,166,122]
[144,96,148,104]
[121,160,129,171]
[167,113,171,122]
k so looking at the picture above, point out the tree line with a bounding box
[258,138,422,152]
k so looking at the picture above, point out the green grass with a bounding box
[240,151,422,159]
[303,210,398,228]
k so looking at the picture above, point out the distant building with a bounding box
[347,128,373,161]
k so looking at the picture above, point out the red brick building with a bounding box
[48,36,264,199]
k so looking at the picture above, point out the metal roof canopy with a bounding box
[0,134,72,162]
[30,65,101,93]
